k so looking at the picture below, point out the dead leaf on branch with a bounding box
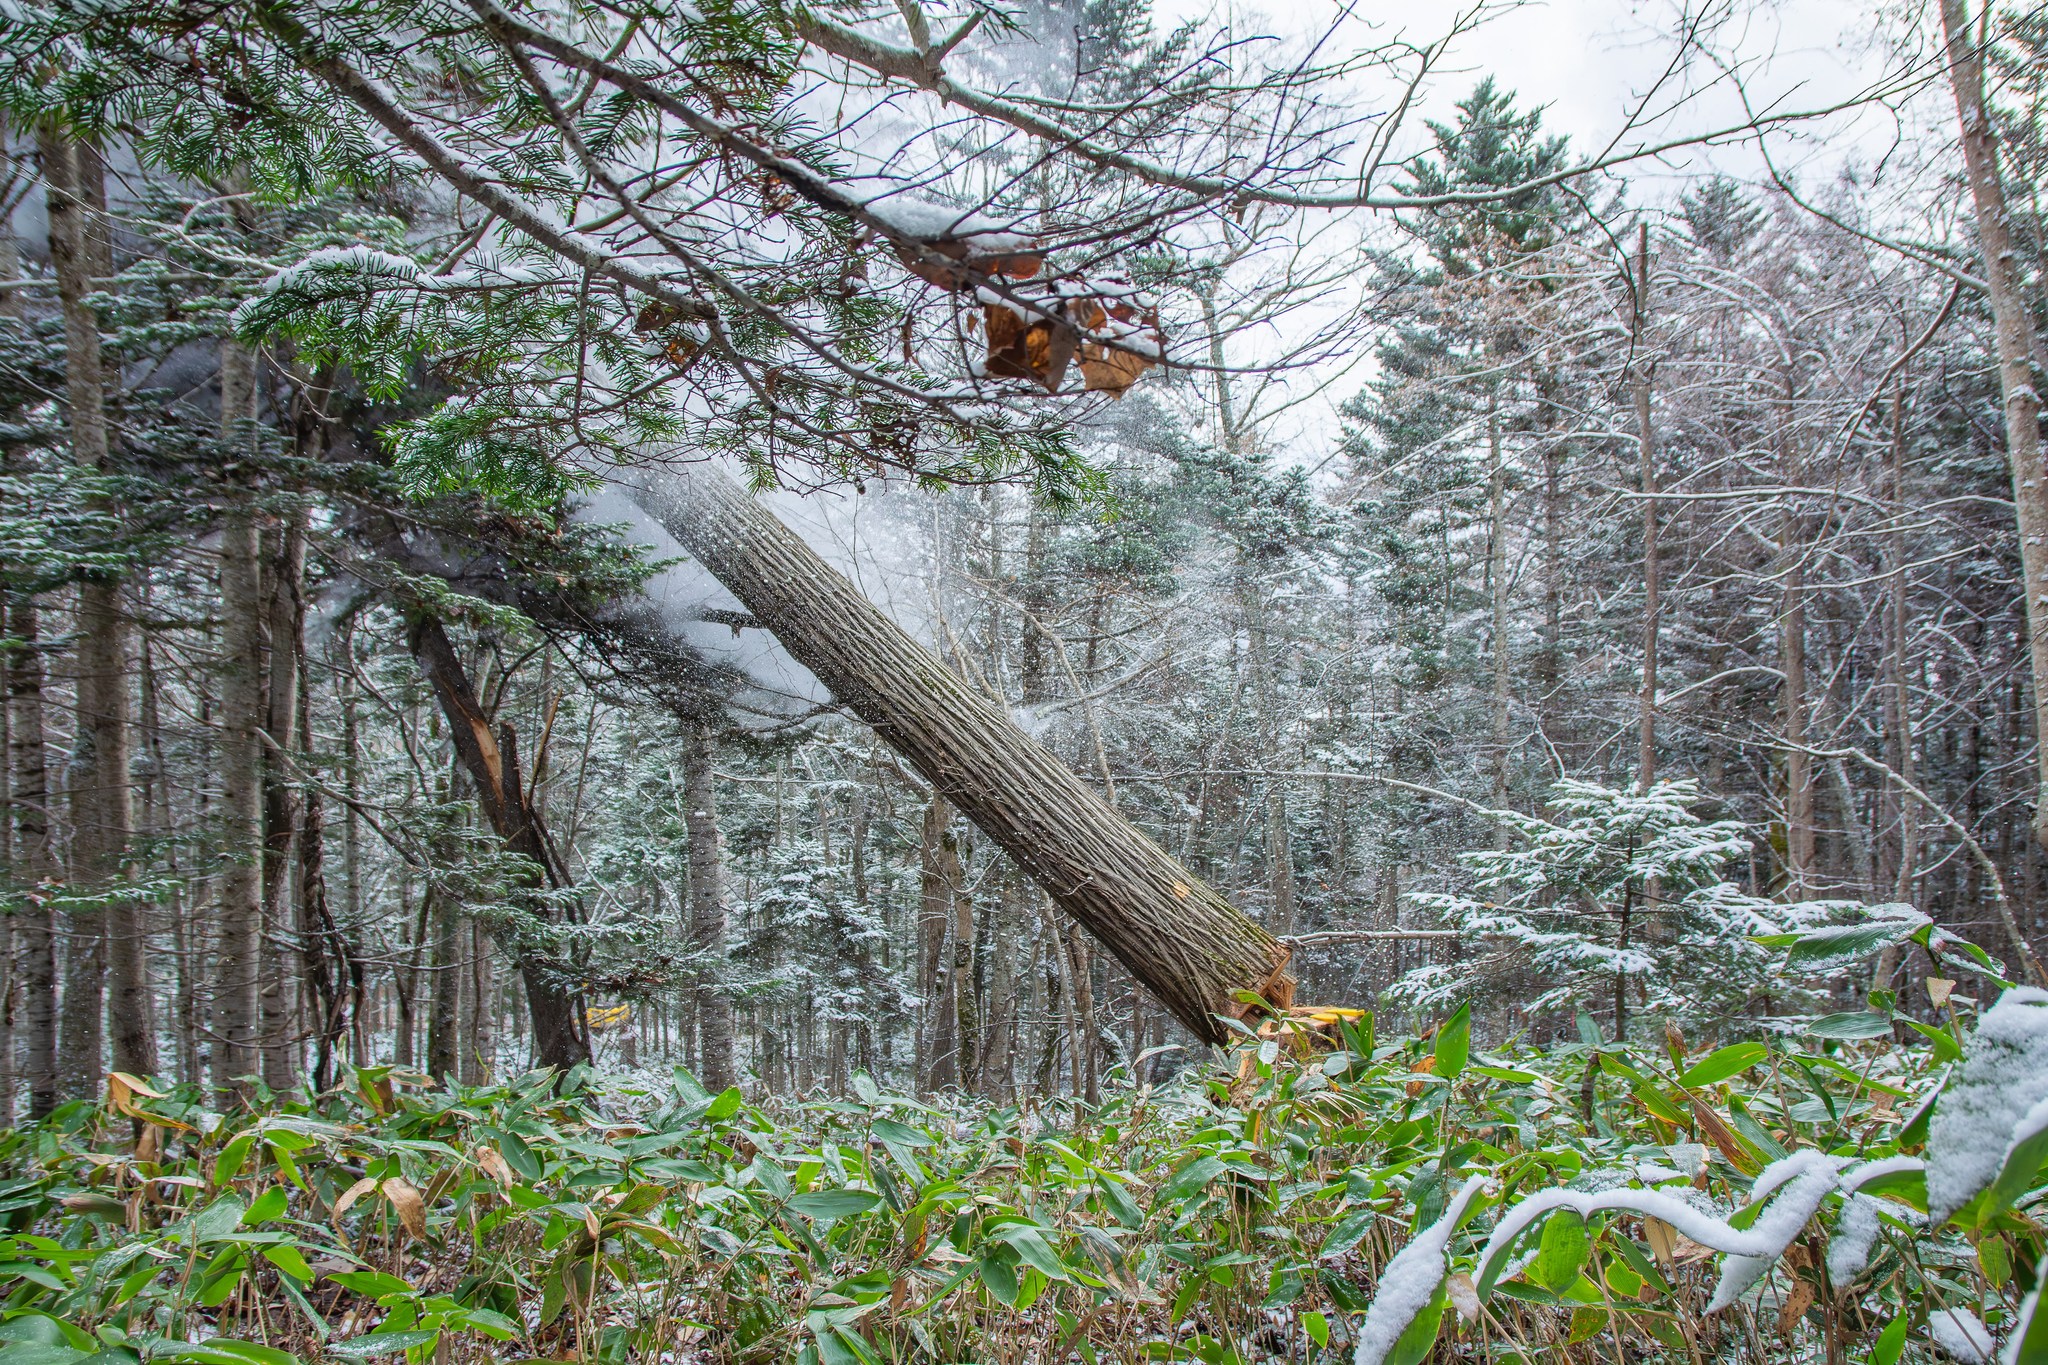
[1776,1275,1817,1336]
[333,1175,378,1229]
[983,304,1078,392]
[1079,342,1152,396]
[475,1145,516,1189]
[382,1176,428,1240]
[107,1072,192,1132]
[1642,1215,1677,1267]
[981,296,1161,396]
[894,239,1042,292]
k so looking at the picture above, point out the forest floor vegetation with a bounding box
[1,912,2043,1365]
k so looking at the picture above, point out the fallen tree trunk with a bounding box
[632,470,1292,1044]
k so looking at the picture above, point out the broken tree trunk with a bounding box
[632,469,1292,1044]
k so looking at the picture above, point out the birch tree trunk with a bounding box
[1942,0,2048,854]
[633,469,1293,1043]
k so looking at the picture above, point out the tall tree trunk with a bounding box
[634,470,1292,1043]
[1065,926,1098,1104]
[1876,386,1920,991]
[339,636,368,1065]
[1943,0,2048,856]
[425,873,460,1079]
[1779,378,1815,894]
[42,130,151,1085]
[295,641,348,1091]
[462,918,494,1084]
[0,596,12,1124]
[1634,222,1660,789]
[407,616,592,1071]
[952,829,978,1090]
[212,343,266,1104]
[1244,591,1295,936]
[682,720,736,1090]
[919,795,960,1090]
[0,222,28,1118]
[259,514,306,1091]
[6,563,57,1116]
[1486,398,1511,819]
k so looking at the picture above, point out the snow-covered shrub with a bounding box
[1351,926,2047,1365]
[1391,778,1846,1036]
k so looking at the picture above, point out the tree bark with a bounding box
[1634,222,1660,789]
[462,918,493,1084]
[42,129,152,1085]
[407,615,592,1071]
[212,343,266,1104]
[6,559,57,1116]
[295,638,350,1091]
[1779,377,1815,894]
[0,595,12,1124]
[633,469,1292,1042]
[918,795,961,1089]
[1486,397,1512,821]
[259,513,306,1091]
[1942,0,2048,853]
[1243,591,1295,935]
[425,871,460,1079]
[681,719,736,1090]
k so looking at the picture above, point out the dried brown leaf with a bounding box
[382,1177,427,1240]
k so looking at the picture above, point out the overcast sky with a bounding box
[1152,0,1928,190]
[1132,0,1946,455]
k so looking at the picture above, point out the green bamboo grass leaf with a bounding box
[977,1251,1020,1306]
[326,1270,413,1300]
[261,1244,314,1282]
[158,1341,302,1365]
[1805,1012,1893,1040]
[1868,1312,1908,1365]
[992,1224,1070,1282]
[1530,1211,1589,1293]
[242,1186,288,1224]
[325,1331,440,1358]
[1095,1175,1143,1229]
[868,1119,932,1148]
[1677,1043,1766,1088]
[1903,1020,1962,1065]
[1384,1285,1449,1365]
[1160,1155,1226,1204]
[786,1190,880,1221]
[2001,1283,2046,1365]
[1433,1004,1471,1081]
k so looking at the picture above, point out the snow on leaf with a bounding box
[1929,1307,1994,1363]
[1926,987,2048,1223]
[1352,1177,1489,1365]
[1824,1194,1883,1285]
